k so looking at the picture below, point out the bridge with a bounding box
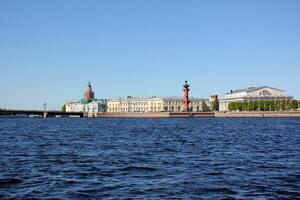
[0,109,84,118]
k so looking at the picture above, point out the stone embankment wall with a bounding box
[96,112,215,118]
[169,112,215,118]
[96,112,170,118]
[94,111,300,118]
[215,111,300,118]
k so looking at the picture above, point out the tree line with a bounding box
[228,100,298,111]
[211,100,219,111]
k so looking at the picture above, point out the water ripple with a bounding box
[0,118,300,199]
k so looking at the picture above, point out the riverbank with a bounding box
[215,111,300,118]
[96,112,215,118]
[95,111,300,118]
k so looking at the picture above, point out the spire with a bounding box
[84,81,95,100]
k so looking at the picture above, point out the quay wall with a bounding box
[169,112,215,118]
[96,112,214,118]
[94,111,300,118]
[215,111,300,118]
[96,112,170,118]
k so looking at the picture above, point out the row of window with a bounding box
[108,105,202,112]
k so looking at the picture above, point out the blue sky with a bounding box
[1,0,300,109]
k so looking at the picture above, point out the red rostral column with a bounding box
[183,80,190,112]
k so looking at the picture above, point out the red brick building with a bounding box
[84,81,95,100]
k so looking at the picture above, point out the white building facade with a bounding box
[107,96,210,113]
[65,100,107,116]
[219,86,293,111]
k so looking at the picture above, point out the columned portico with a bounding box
[219,86,293,111]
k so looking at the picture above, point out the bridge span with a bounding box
[0,109,84,118]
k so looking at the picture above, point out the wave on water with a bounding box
[0,118,300,199]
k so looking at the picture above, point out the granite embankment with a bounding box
[95,111,300,118]
[96,112,215,118]
[215,111,300,118]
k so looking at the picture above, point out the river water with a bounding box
[0,118,299,199]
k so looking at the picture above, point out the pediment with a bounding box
[248,87,284,97]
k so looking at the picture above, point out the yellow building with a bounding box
[107,96,210,113]
[107,96,163,113]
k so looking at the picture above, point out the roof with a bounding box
[225,86,285,95]
[108,96,208,102]
[80,98,98,104]
[162,97,208,101]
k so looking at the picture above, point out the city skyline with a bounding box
[1,1,300,110]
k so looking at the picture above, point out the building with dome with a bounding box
[84,81,94,100]
[65,82,107,116]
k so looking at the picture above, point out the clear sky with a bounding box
[1,0,300,110]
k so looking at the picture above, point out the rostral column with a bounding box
[183,80,190,112]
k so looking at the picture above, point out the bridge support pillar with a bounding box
[43,112,48,118]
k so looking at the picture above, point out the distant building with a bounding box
[163,97,210,112]
[209,95,218,102]
[65,100,107,116]
[107,96,210,113]
[208,95,219,111]
[65,101,84,113]
[84,81,94,100]
[219,86,293,111]
[65,82,107,116]
[107,96,161,113]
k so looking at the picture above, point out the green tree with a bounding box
[239,102,243,111]
[259,100,265,111]
[265,100,270,111]
[253,101,259,111]
[211,100,219,111]
[242,102,247,111]
[275,100,281,111]
[248,101,255,111]
[232,102,237,111]
[280,100,286,110]
[228,102,232,111]
[237,102,243,111]
[228,102,234,111]
[291,100,298,110]
[228,100,298,112]
[234,102,238,111]
[228,102,238,111]
[287,100,292,110]
[61,104,66,112]
[269,100,275,111]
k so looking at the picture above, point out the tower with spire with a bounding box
[84,81,95,100]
